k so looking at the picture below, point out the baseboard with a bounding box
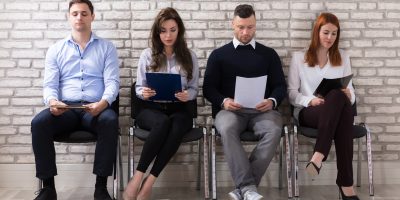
[1,161,399,189]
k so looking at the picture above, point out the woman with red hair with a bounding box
[288,13,359,200]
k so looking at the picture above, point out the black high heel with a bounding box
[305,161,322,176]
[338,186,360,200]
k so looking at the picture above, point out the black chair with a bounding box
[37,96,123,199]
[209,109,293,199]
[291,101,374,197]
[127,83,210,199]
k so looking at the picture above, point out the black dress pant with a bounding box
[136,101,192,177]
[299,89,354,187]
[31,107,118,179]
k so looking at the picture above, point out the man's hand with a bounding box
[175,90,189,102]
[223,98,242,111]
[309,97,325,107]
[84,99,109,116]
[142,87,156,100]
[341,88,351,100]
[49,99,68,116]
[255,99,273,112]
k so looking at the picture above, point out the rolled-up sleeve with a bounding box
[101,42,120,105]
[135,48,152,99]
[187,51,199,100]
[43,45,60,106]
[288,52,315,107]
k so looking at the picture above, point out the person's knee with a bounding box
[31,109,52,134]
[326,89,348,101]
[215,111,239,136]
[98,109,118,127]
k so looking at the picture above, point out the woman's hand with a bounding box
[309,97,325,107]
[175,90,189,102]
[142,87,156,100]
[341,88,351,100]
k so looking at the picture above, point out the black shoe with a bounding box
[338,186,360,200]
[34,187,57,200]
[306,161,322,176]
[94,187,112,200]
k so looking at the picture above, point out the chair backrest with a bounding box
[131,82,197,119]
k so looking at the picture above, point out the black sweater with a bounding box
[203,42,287,116]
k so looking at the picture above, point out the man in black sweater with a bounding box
[203,4,286,200]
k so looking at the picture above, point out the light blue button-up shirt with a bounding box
[43,33,120,106]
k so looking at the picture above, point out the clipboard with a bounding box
[314,74,353,97]
[145,72,182,101]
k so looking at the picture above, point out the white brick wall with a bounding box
[0,0,399,173]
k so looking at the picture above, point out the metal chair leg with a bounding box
[128,127,135,182]
[113,136,120,199]
[279,133,283,190]
[362,123,374,196]
[293,124,299,197]
[203,127,210,199]
[119,134,124,190]
[196,139,201,191]
[211,128,217,200]
[284,125,293,198]
[357,138,362,187]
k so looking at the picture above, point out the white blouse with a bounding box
[288,49,356,118]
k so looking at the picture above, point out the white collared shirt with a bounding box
[232,36,256,49]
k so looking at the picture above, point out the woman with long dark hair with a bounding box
[288,13,359,200]
[123,7,199,200]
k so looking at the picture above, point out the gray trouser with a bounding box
[215,109,282,189]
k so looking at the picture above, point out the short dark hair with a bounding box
[234,4,255,18]
[69,0,94,14]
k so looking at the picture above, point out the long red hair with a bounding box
[305,13,341,67]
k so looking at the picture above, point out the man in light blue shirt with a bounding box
[31,1,119,200]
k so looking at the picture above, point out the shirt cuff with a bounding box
[45,96,58,106]
[268,97,277,109]
[221,98,229,109]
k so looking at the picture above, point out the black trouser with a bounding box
[136,101,192,177]
[31,106,118,179]
[299,89,354,187]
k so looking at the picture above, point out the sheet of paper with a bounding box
[234,75,267,108]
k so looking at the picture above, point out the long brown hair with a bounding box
[305,13,341,67]
[149,7,193,80]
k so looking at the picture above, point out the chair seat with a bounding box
[240,131,259,141]
[299,124,367,139]
[54,130,97,143]
[133,127,203,143]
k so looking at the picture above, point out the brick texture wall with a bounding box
[1,0,399,167]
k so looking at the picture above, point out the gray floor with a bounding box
[1,184,399,200]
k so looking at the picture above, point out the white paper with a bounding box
[234,75,267,108]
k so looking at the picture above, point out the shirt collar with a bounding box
[67,32,97,44]
[233,37,256,49]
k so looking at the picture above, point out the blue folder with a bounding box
[145,72,182,101]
